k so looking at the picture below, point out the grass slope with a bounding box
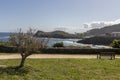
[0,59,120,80]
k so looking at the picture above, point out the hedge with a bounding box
[1,46,120,54]
[0,46,18,53]
[41,48,120,54]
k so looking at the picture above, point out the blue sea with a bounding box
[0,32,10,42]
[0,32,81,46]
[47,38,82,47]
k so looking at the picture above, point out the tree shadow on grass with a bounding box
[0,66,30,76]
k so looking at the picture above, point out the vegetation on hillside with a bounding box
[84,23,120,36]
[35,23,120,39]
[34,30,83,38]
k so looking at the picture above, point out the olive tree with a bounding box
[9,28,49,70]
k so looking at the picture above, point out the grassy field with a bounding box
[0,59,120,80]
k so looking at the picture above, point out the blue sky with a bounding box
[0,0,120,33]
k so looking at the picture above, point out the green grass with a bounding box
[0,59,120,80]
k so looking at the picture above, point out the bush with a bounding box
[110,39,120,48]
[53,42,64,47]
[0,41,7,46]
[0,46,18,53]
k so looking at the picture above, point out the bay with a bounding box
[0,32,111,48]
[47,38,82,47]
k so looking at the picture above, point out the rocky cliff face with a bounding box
[77,36,120,45]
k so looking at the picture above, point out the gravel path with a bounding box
[0,54,97,59]
[0,54,120,59]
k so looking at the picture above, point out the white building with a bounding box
[111,32,120,37]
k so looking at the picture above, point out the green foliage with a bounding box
[0,59,120,80]
[111,39,120,48]
[0,41,5,46]
[0,41,10,47]
[53,42,64,47]
[35,30,83,38]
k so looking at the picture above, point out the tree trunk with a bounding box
[15,56,26,70]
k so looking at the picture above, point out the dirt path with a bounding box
[0,54,120,59]
[0,54,97,59]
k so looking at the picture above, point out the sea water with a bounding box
[0,32,111,48]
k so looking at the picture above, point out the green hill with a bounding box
[85,23,120,36]
[34,30,81,39]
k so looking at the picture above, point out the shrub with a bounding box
[0,46,18,53]
[0,41,7,46]
[110,39,120,48]
[53,42,64,47]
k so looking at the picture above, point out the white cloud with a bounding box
[53,26,83,33]
[83,19,120,30]
[42,19,120,33]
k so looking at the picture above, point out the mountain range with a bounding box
[84,23,120,36]
[77,23,120,45]
[35,23,120,39]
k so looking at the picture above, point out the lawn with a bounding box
[0,59,120,80]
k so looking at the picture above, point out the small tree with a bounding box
[111,39,120,48]
[9,28,49,70]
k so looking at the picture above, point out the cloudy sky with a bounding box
[0,0,120,33]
